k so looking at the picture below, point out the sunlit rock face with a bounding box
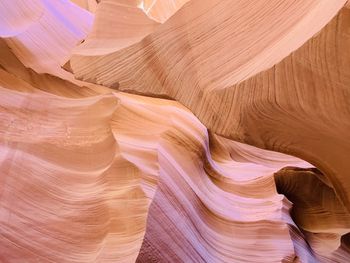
[0,1,349,262]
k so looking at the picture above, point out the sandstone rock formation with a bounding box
[0,0,349,262]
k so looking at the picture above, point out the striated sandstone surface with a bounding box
[0,0,350,262]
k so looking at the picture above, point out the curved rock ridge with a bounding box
[70,0,346,85]
[275,168,350,235]
[0,39,110,97]
[0,66,314,261]
[275,168,350,258]
[116,94,308,262]
[0,57,294,261]
[71,0,190,56]
[2,44,347,261]
[71,5,350,213]
[72,0,160,56]
[1,0,93,76]
[0,71,157,262]
[0,0,350,262]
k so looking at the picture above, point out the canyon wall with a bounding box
[0,1,349,262]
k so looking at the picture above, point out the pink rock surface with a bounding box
[0,1,350,262]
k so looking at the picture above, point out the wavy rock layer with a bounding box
[70,2,350,214]
[1,0,93,78]
[0,65,309,262]
[0,73,153,262]
[0,0,350,262]
[113,93,313,262]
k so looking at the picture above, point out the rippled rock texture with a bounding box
[0,1,349,262]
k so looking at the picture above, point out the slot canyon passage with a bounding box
[0,0,350,262]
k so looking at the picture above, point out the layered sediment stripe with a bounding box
[0,79,154,262]
[1,0,93,76]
